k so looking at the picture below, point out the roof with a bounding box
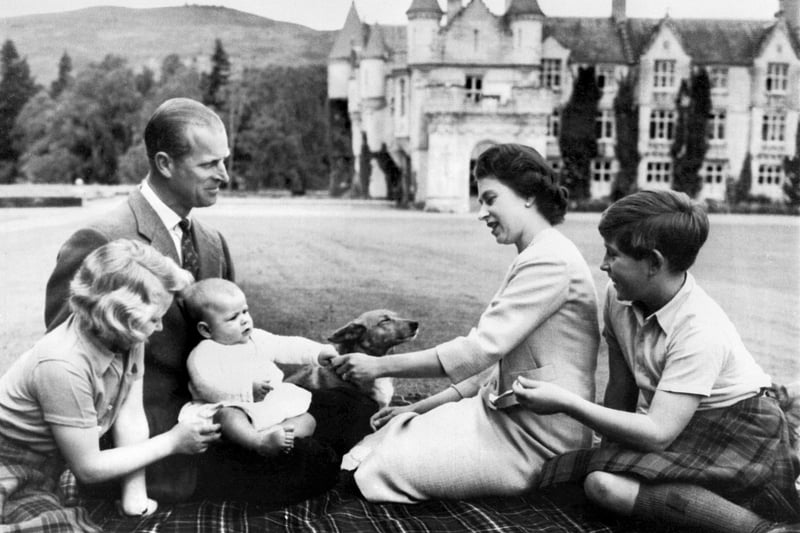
[363,24,388,59]
[332,4,795,66]
[406,0,443,17]
[506,0,545,18]
[329,2,365,60]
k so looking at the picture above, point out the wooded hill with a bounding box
[0,5,336,84]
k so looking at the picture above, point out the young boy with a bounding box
[181,278,338,456]
[512,190,799,533]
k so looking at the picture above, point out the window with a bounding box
[596,66,616,91]
[702,162,726,184]
[762,112,786,142]
[596,110,615,140]
[708,67,728,91]
[646,161,672,183]
[465,75,483,103]
[542,59,562,89]
[707,110,726,141]
[649,110,676,140]
[766,63,788,94]
[757,164,783,185]
[547,109,560,138]
[398,78,406,116]
[591,159,613,182]
[653,60,676,89]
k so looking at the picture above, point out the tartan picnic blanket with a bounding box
[538,394,800,523]
[80,482,685,533]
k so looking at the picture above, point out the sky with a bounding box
[0,0,784,31]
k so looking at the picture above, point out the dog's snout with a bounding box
[409,321,419,331]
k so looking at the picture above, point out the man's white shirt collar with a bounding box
[140,179,189,258]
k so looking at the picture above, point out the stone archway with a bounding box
[469,140,497,196]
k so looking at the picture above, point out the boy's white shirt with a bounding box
[603,273,771,413]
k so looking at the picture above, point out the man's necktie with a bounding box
[178,218,200,279]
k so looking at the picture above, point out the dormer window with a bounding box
[709,67,728,92]
[766,63,788,94]
[596,66,616,91]
[465,75,483,103]
[542,59,562,90]
[653,60,675,89]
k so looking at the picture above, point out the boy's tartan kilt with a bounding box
[538,394,800,522]
[0,433,100,532]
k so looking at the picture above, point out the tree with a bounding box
[0,39,38,178]
[559,66,601,200]
[783,120,800,207]
[19,55,143,184]
[730,152,753,204]
[203,38,231,110]
[671,67,711,198]
[50,51,73,99]
[135,66,155,97]
[611,71,639,200]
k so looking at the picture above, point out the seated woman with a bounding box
[332,143,601,503]
[0,239,219,531]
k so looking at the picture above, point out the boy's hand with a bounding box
[252,380,272,402]
[318,344,339,366]
[512,376,572,415]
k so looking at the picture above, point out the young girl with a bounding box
[0,239,220,531]
[515,190,800,533]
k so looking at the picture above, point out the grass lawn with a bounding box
[1,195,798,401]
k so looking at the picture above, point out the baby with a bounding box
[181,278,337,456]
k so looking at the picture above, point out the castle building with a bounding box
[328,0,800,212]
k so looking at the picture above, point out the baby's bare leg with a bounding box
[282,412,316,438]
[215,407,290,456]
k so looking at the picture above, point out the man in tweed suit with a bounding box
[44,98,235,501]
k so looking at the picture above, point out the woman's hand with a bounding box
[512,376,574,415]
[169,413,221,455]
[370,404,414,430]
[330,353,383,383]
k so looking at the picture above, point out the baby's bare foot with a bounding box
[257,426,295,456]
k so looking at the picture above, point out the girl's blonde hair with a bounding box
[69,239,194,348]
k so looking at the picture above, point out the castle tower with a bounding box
[361,25,387,101]
[406,0,443,65]
[507,0,545,66]
[328,2,363,99]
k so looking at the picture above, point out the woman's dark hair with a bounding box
[144,97,223,162]
[473,143,569,224]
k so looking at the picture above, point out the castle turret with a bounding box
[781,0,800,31]
[361,25,387,100]
[406,0,443,65]
[507,0,544,66]
[328,2,364,99]
[612,0,626,23]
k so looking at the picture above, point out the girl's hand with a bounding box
[252,380,272,402]
[170,414,221,455]
[512,376,573,415]
[370,404,413,431]
[330,353,382,383]
[318,344,339,366]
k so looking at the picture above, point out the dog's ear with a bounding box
[328,322,367,344]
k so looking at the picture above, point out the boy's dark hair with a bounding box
[473,143,569,225]
[598,190,709,272]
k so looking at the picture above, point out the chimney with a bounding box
[782,0,800,29]
[448,0,461,23]
[612,0,626,22]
